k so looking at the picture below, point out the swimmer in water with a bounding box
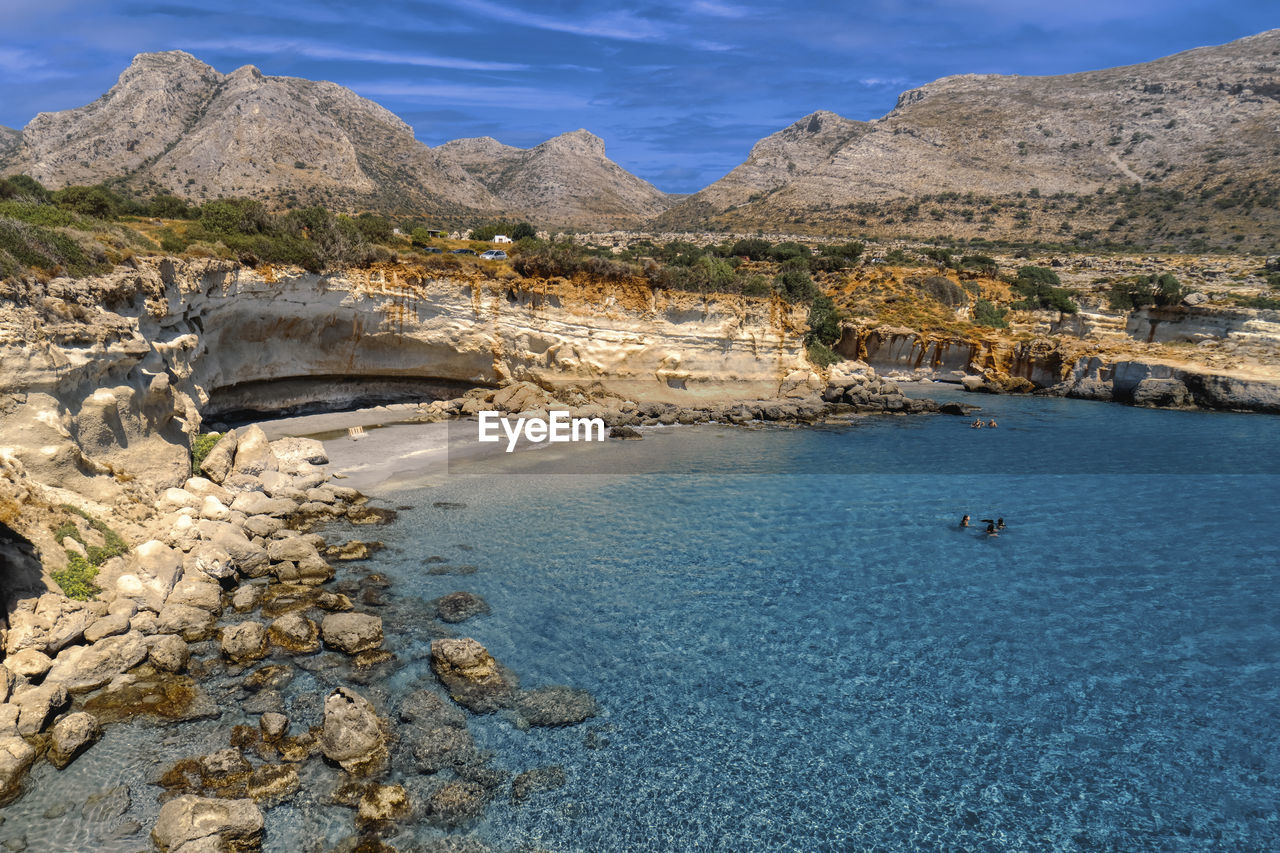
[961,515,970,527]
[986,522,998,536]
[971,419,984,429]
[996,518,1005,530]
[988,419,998,428]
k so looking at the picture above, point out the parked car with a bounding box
[451,248,477,255]
[420,247,442,254]
[480,250,508,260]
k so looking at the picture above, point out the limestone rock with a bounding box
[429,638,517,714]
[4,648,52,680]
[157,602,217,641]
[184,476,233,504]
[232,425,279,476]
[245,763,299,804]
[270,437,328,470]
[411,724,476,774]
[231,584,265,613]
[148,633,191,672]
[511,765,567,802]
[267,538,332,584]
[0,733,36,806]
[221,622,269,664]
[320,687,387,776]
[83,612,131,643]
[321,612,382,654]
[43,630,150,693]
[11,681,69,735]
[198,430,238,484]
[48,711,102,768]
[183,543,236,582]
[118,540,183,612]
[167,577,223,613]
[259,712,288,740]
[356,783,411,826]
[230,491,296,518]
[268,612,319,653]
[151,795,263,853]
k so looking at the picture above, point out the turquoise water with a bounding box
[370,390,1280,851]
[4,390,1278,852]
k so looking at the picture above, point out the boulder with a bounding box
[83,613,131,643]
[11,681,69,735]
[241,515,283,538]
[148,634,190,673]
[44,631,150,693]
[0,733,36,806]
[151,795,263,853]
[232,425,279,477]
[230,491,296,518]
[157,602,217,641]
[167,578,223,613]
[199,495,231,522]
[432,591,489,624]
[325,540,382,562]
[221,622,269,664]
[398,690,467,729]
[321,612,383,654]
[245,763,299,805]
[182,544,236,582]
[259,712,289,741]
[268,613,319,653]
[184,476,233,504]
[410,724,476,773]
[267,538,332,584]
[198,430,239,484]
[158,487,201,512]
[197,521,269,577]
[118,540,184,612]
[48,711,102,768]
[320,687,387,776]
[231,584,265,613]
[429,638,516,714]
[4,648,52,679]
[270,437,329,470]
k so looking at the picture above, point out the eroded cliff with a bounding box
[0,259,809,500]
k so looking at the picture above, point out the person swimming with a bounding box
[971,419,984,428]
[996,517,1005,530]
[960,514,970,527]
[986,522,998,536]
[988,419,998,428]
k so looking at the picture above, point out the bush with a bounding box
[730,238,773,260]
[1108,273,1182,310]
[973,298,1008,328]
[199,197,269,235]
[770,241,811,262]
[0,216,97,276]
[0,174,51,202]
[191,431,222,471]
[149,193,197,219]
[353,212,394,244]
[52,184,129,219]
[1011,265,1078,313]
[52,554,99,601]
[807,341,841,367]
[775,264,816,302]
[806,293,841,347]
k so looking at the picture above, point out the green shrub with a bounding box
[52,553,99,601]
[775,264,816,302]
[191,431,222,471]
[973,298,1008,328]
[1011,265,1078,313]
[807,340,841,367]
[806,293,842,348]
[730,238,773,260]
[1108,273,1183,310]
[52,183,131,219]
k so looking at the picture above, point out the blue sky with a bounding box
[1,1,1275,192]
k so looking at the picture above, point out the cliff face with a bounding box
[0,260,808,499]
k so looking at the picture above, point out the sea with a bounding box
[6,386,1279,852]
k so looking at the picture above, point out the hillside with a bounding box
[0,52,669,228]
[655,30,1280,251]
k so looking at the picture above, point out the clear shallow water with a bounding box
[4,391,1278,852]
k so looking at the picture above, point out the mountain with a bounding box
[0,51,670,227]
[436,129,672,226]
[656,30,1280,249]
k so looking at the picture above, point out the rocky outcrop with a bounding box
[320,612,383,655]
[0,258,810,500]
[47,711,102,768]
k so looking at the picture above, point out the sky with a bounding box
[0,1,1275,193]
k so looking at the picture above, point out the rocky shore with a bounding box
[0,356,954,850]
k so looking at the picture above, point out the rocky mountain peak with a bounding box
[537,129,606,158]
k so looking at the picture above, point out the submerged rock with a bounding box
[325,540,384,561]
[220,622,269,664]
[245,763,300,805]
[431,591,489,624]
[513,686,599,727]
[356,783,411,827]
[268,612,320,653]
[148,633,190,673]
[320,687,387,776]
[511,765,567,802]
[429,638,516,714]
[83,672,218,724]
[422,780,486,828]
[0,733,36,806]
[151,795,263,852]
[410,725,477,774]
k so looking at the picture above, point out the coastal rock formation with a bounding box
[321,612,383,654]
[48,711,102,768]
[431,591,489,624]
[513,686,599,728]
[0,259,810,501]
